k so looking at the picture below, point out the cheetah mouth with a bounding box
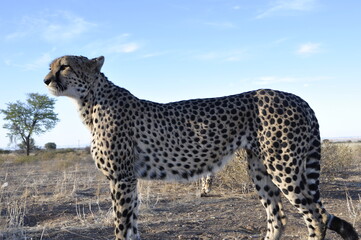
[46,80,67,96]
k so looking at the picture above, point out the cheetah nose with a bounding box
[44,78,52,85]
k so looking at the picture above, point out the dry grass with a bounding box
[320,142,361,226]
[346,191,361,226]
[213,150,253,194]
[0,143,360,239]
[0,150,112,239]
[321,142,361,179]
[322,142,353,170]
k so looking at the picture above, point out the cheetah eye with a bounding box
[59,65,70,71]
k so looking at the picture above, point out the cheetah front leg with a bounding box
[109,178,140,240]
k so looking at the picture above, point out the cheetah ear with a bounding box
[90,56,104,72]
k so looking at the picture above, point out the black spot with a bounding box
[269,164,276,171]
[119,224,124,231]
[309,184,318,191]
[159,172,167,179]
[276,164,283,171]
[181,172,189,179]
[116,192,121,200]
[307,173,320,179]
[275,176,282,183]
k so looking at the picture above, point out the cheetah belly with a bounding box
[134,141,238,182]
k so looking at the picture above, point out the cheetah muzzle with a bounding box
[44,55,359,240]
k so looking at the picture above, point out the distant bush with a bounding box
[0,155,6,164]
[55,148,76,154]
[321,141,353,176]
[214,142,360,193]
[215,150,253,193]
[0,149,11,154]
[17,138,39,153]
[11,148,91,167]
[44,142,57,150]
[14,155,38,164]
[84,146,91,154]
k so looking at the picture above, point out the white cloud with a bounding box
[204,21,236,29]
[256,0,317,19]
[5,11,96,42]
[253,75,331,85]
[23,53,53,71]
[195,49,245,62]
[83,34,141,55]
[225,56,242,62]
[196,52,218,61]
[272,37,290,44]
[121,43,140,53]
[296,42,321,55]
[5,52,54,71]
[4,59,13,66]
[43,12,96,42]
[255,76,297,85]
[140,51,172,59]
[108,42,140,53]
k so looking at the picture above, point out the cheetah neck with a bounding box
[76,74,137,132]
[75,73,110,130]
[76,92,95,131]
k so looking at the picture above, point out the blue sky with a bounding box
[1,0,360,149]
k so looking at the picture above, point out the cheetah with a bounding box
[201,174,214,197]
[44,55,359,240]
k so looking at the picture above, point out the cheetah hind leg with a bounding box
[264,156,329,239]
[247,151,286,240]
[201,174,214,197]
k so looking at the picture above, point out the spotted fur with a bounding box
[201,174,214,197]
[44,55,359,240]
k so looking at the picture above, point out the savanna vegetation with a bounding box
[0,141,360,239]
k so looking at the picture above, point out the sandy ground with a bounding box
[0,155,360,240]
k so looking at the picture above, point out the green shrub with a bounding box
[44,142,57,150]
[55,148,76,154]
[17,138,39,153]
[0,149,11,154]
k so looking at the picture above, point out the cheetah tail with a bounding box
[327,214,359,240]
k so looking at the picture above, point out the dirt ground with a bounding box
[0,154,360,240]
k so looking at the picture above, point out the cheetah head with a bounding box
[44,55,104,100]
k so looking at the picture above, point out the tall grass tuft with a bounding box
[214,150,253,194]
[321,141,356,177]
